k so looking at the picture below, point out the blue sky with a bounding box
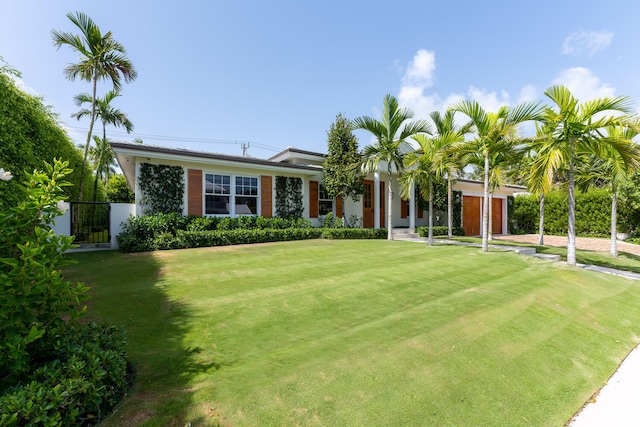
[2,0,640,158]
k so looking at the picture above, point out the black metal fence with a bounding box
[70,202,111,244]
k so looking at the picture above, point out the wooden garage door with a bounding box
[492,198,503,235]
[463,196,481,236]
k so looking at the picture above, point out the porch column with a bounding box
[409,182,416,231]
[374,171,380,229]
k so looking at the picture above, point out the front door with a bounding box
[363,180,374,228]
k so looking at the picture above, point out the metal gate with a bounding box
[70,202,111,245]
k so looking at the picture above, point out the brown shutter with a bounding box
[336,196,343,218]
[188,169,203,216]
[261,175,272,218]
[418,205,424,219]
[380,181,385,227]
[401,199,408,219]
[309,181,319,218]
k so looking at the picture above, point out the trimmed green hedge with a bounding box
[117,214,389,252]
[511,189,616,236]
[417,226,464,237]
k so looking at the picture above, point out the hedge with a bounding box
[416,226,464,238]
[510,189,616,236]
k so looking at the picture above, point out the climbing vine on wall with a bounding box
[275,176,303,219]
[138,163,184,215]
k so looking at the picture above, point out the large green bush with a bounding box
[0,160,87,379]
[511,188,617,236]
[0,323,131,427]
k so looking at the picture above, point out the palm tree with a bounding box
[353,94,432,240]
[430,110,473,239]
[90,135,118,201]
[530,85,637,265]
[451,100,542,252]
[402,134,440,246]
[574,124,640,257]
[52,11,137,201]
[73,90,133,201]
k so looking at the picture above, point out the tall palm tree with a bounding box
[575,124,640,257]
[52,11,137,201]
[451,100,542,252]
[530,85,637,265]
[353,94,432,240]
[74,90,133,201]
[431,110,473,239]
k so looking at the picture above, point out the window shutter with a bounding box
[188,169,203,216]
[336,196,343,218]
[309,181,319,218]
[401,199,408,219]
[261,175,272,218]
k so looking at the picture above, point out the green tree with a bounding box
[575,124,640,257]
[530,85,638,265]
[52,11,137,201]
[323,113,363,221]
[0,60,88,205]
[107,174,135,203]
[452,100,542,252]
[430,110,472,239]
[353,94,432,239]
[73,90,133,200]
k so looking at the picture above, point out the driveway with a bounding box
[493,234,640,256]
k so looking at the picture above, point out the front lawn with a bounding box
[64,240,640,426]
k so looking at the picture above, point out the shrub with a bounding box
[416,226,464,237]
[176,228,323,248]
[511,189,617,236]
[0,160,88,380]
[320,228,387,239]
[0,323,131,426]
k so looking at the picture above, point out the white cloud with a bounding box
[9,75,39,96]
[401,49,436,88]
[467,86,511,113]
[562,30,613,57]
[517,84,538,104]
[551,67,616,102]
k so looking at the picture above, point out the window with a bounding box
[204,173,259,215]
[235,176,258,215]
[205,174,231,214]
[319,185,333,216]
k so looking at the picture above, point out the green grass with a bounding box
[449,236,640,274]
[64,240,640,426]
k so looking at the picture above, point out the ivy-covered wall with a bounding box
[138,163,184,215]
[275,176,303,219]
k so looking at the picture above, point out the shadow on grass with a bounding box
[65,250,220,427]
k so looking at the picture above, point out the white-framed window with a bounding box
[205,174,231,214]
[204,173,259,215]
[235,176,258,215]
[319,184,333,216]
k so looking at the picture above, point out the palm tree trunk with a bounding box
[447,174,453,239]
[567,140,577,265]
[538,192,545,245]
[77,74,98,202]
[482,153,490,252]
[387,170,393,240]
[611,184,618,257]
[428,176,433,246]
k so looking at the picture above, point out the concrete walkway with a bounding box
[398,234,640,425]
